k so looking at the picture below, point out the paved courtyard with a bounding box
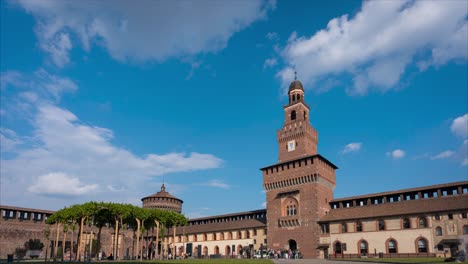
[272,259,387,264]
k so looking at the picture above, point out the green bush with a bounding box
[24,239,44,250]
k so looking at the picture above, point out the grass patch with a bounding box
[337,257,445,263]
[11,260,274,264]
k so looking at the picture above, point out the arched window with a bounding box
[212,233,217,240]
[297,94,301,101]
[403,218,411,229]
[291,110,296,120]
[356,221,362,232]
[246,231,250,239]
[417,238,428,253]
[214,246,219,255]
[463,225,468,235]
[378,220,385,231]
[220,233,224,240]
[419,217,427,228]
[228,232,232,240]
[193,234,197,242]
[334,241,342,254]
[225,245,231,256]
[203,246,208,256]
[359,240,368,255]
[292,94,296,101]
[303,111,307,120]
[283,198,299,216]
[238,231,242,239]
[387,239,397,253]
[341,223,347,233]
[203,234,207,241]
[436,226,442,236]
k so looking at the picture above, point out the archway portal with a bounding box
[289,239,297,251]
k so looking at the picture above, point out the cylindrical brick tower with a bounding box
[141,184,183,213]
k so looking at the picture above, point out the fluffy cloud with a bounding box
[278,0,467,95]
[387,149,405,159]
[15,0,275,67]
[451,114,468,138]
[342,142,362,154]
[1,104,223,208]
[430,150,454,160]
[28,172,98,197]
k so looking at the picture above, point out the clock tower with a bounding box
[261,78,337,258]
[277,79,318,162]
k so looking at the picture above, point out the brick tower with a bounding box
[261,78,337,258]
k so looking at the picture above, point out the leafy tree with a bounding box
[24,239,44,250]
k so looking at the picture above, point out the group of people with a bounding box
[254,248,302,259]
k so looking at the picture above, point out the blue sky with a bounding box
[1,0,467,219]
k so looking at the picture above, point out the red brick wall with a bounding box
[263,157,336,258]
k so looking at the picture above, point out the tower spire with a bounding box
[294,70,297,81]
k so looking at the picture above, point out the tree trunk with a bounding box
[62,229,67,261]
[172,226,176,258]
[135,219,141,261]
[77,217,87,261]
[113,219,119,259]
[89,229,93,261]
[142,220,147,261]
[70,228,73,262]
[154,220,159,260]
[53,223,61,261]
[97,226,103,261]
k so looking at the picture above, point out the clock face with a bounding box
[288,140,296,152]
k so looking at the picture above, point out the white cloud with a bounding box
[342,142,362,154]
[430,150,454,160]
[19,92,39,103]
[263,57,278,69]
[1,69,77,100]
[451,114,468,138]
[0,128,24,152]
[16,0,275,67]
[202,179,231,189]
[261,202,266,208]
[387,149,405,159]
[28,172,98,197]
[278,0,467,95]
[1,104,223,208]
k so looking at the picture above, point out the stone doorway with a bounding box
[288,239,297,251]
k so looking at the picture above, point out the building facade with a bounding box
[1,78,467,260]
[260,78,337,258]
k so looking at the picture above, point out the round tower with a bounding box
[141,184,183,213]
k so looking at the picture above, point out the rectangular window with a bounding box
[356,222,362,232]
[448,213,453,220]
[321,224,329,234]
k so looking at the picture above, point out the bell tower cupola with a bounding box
[277,76,318,162]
